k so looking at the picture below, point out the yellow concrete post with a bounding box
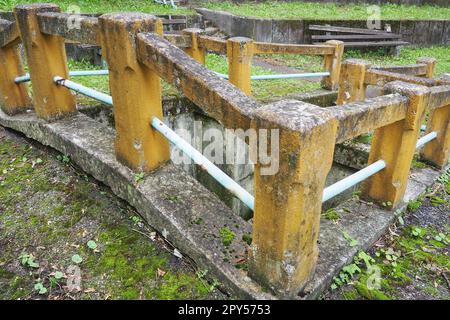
[99,13,169,172]
[183,28,206,64]
[249,101,338,296]
[227,37,254,96]
[416,57,448,168]
[14,4,76,120]
[362,82,430,207]
[420,105,450,168]
[417,57,437,78]
[322,40,344,91]
[336,59,371,105]
[0,43,31,115]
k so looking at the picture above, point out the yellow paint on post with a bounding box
[99,13,169,172]
[417,57,437,78]
[421,105,450,168]
[14,4,76,120]
[249,101,337,296]
[183,28,206,64]
[322,40,344,91]
[336,59,371,105]
[363,82,430,207]
[227,37,254,96]
[0,43,31,115]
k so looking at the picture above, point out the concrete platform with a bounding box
[0,109,444,299]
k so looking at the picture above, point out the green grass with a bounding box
[66,54,321,106]
[0,0,191,14]
[205,1,450,20]
[264,46,450,77]
[206,53,321,100]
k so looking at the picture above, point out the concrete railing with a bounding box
[0,3,449,298]
[165,29,344,94]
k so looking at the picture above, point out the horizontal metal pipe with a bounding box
[214,71,330,81]
[15,70,109,84]
[250,72,330,80]
[151,117,255,210]
[322,160,386,203]
[322,130,438,203]
[416,131,437,149]
[53,76,113,106]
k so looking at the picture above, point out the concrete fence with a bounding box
[165,29,344,91]
[0,3,449,298]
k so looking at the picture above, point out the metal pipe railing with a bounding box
[15,70,109,84]
[151,117,255,210]
[53,76,113,106]
[322,160,386,203]
[322,131,437,203]
[49,76,440,209]
[416,131,437,149]
[214,71,330,81]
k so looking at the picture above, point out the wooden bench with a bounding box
[309,25,409,54]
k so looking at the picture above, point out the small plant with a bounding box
[134,172,145,183]
[381,201,392,208]
[380,248,401,267]
[87,240,97,250]
[131,215,143,227]
[219,227,235,247]
[323,208,340,221]
[394,209,405,226]
[57,154,70,164]
[429,196,446,207]
[342,230,358,247]
[34,281,48,295]
[19,253,39,269]
[49,271,64,289]
[434,233,449,244]
[242,233,252,246]
[71,254,83,264]
[411,226,426,238]
[407,199,422,212]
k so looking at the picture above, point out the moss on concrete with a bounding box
[0,130,213,300]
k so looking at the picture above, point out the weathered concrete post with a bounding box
[363,82,430,207]
[421,105,450,168]
[322,40,344,91]
[249,100,338,296]
[0,35,31,115]
[227,37,254,96]
[14,4,76,120]
[183,28,206,64]
[336,59,371,105]
[99,13,169,172]
[417,57,437,78]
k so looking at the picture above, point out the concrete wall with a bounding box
[197,8,450,46]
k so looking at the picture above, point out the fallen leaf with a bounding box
[157,268,166,277]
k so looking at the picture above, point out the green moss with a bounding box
[323,208,340,221]
[341,288,358,300]
[0,268,32,300]
[242,233,252,246]
[0,135,209,300]
[219,227,235,247]
[354,281,392,300]
[407,198,423,212]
